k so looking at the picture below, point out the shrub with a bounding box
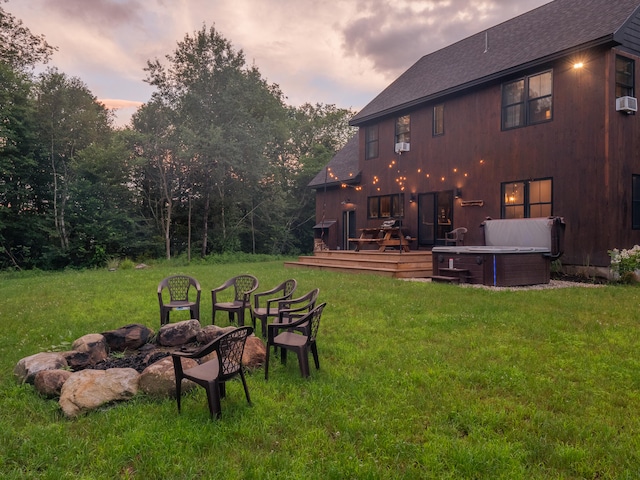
[608,245,640,282]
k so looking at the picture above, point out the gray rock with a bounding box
[158,319,201,347]
[14,352,68,384]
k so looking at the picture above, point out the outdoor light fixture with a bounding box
[455,188,462,198]
[409,193,416,203]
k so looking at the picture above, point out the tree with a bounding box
[33,69,113,266]
[139,24,288,258]
[0,1,55,70]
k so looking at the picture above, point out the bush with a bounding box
[608,245,640,282]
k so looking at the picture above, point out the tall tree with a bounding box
[34,69,112,262]
[0,1,55,70]
[139,24,288,258]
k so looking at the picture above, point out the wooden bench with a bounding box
[348,238,380,251]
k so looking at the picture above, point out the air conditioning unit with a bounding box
[394,142,410,153]
[616,95,638,113]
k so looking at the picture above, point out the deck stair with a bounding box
[284,250,433,279]
[431,267,470,284]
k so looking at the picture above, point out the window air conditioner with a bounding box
[616,95,638,113]
[394,142,410,153]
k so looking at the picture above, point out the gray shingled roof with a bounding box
[351,0,640,125]
[308,134,360,188]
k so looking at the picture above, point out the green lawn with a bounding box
[1,261,639,479]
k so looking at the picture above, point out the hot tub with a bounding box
[432,217,565,287]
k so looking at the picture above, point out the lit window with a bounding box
[368,194,404,219]
[395,115,410,144]
[502,178,552,218]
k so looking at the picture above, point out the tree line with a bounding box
[0,5,355,270]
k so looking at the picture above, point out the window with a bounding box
[365,125,379,160]
[633,175,640,229]
[433,104,444,136]
[368,194,404,219]
[502,178,552,219]
[616,55,635,98]
[502,71,553,129]
[395,115,410,145]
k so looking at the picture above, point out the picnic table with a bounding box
[349,227,412,252]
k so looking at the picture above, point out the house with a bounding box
[308,0,640,275]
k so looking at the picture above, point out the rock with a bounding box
[158,319,201,347]
[14,352,68,384]
[59,368,140,418]
[34,369,72,397]
[102,324,154,351]
[196,325,235,344]
[61,350,93,370]
[139,356,197,398]
[243,335,266,369]
[72,333,108,365]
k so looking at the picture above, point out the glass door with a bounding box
[418,191,453,246]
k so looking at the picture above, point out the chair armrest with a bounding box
[211,279,235,304]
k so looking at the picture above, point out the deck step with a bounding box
[430,275,461,284]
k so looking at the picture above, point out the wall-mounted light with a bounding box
[409,193,417,203]
[455,188,462,198]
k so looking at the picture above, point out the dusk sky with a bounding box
[7,0,552,127]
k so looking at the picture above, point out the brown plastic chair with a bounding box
[171,326,253,419]
[266,288,320,348]
[265,302,326,380]
[445,227,467,246]
[251,279,297,337]
[211,275,259,326]
[158,275,201,326]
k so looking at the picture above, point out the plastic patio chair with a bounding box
[157,275,201,326]
[266,288,320,347]
[211,275,259,326]
[171,326,253,419]
[445,227,467,246]
[265,303,326,380]
[250,279,297,337]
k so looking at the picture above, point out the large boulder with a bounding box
[243,336,266,369]
[158,319,201,347]
[71,333,108,365]
[14,352,68,384]
[59,368,140,418]
[102,324,154,351]
[34,369,73,397]
[139,356,198,398]
[196,325,236,344]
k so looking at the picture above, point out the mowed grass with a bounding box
[1,261,639,479]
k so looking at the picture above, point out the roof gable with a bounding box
[351,0,640,125]
[308,134,360,189]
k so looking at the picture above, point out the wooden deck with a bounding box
[284,250,433,279]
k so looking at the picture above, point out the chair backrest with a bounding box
[232,275,259,302]
[282,279,297,298]
[215,326,253,379]
[159,275,200,302]
[278,288,319,322]
[307,302,326,341]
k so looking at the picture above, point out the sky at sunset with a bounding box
[6,0,552,127]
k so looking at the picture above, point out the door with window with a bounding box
[343,210,356,250]
[417,191,454,247]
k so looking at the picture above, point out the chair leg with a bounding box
[238,309,245,327]
[297,347,310,378]
[228,311,235,324]
[175,377,182,413]
[310,343,320,370]
[205,381,222,419]
[265,344,271,380]
[239,369,251,405]
[280,348,287,365]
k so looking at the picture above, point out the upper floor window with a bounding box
[433,104,444,136]
[502,71,553,130]
[616,55,635,98]
[395,115,410,144]
[368,194,404,219]
[502,178,552,219]
[365,125,379,160]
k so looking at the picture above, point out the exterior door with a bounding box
[343,210,356,250]
[417,191,453,247]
